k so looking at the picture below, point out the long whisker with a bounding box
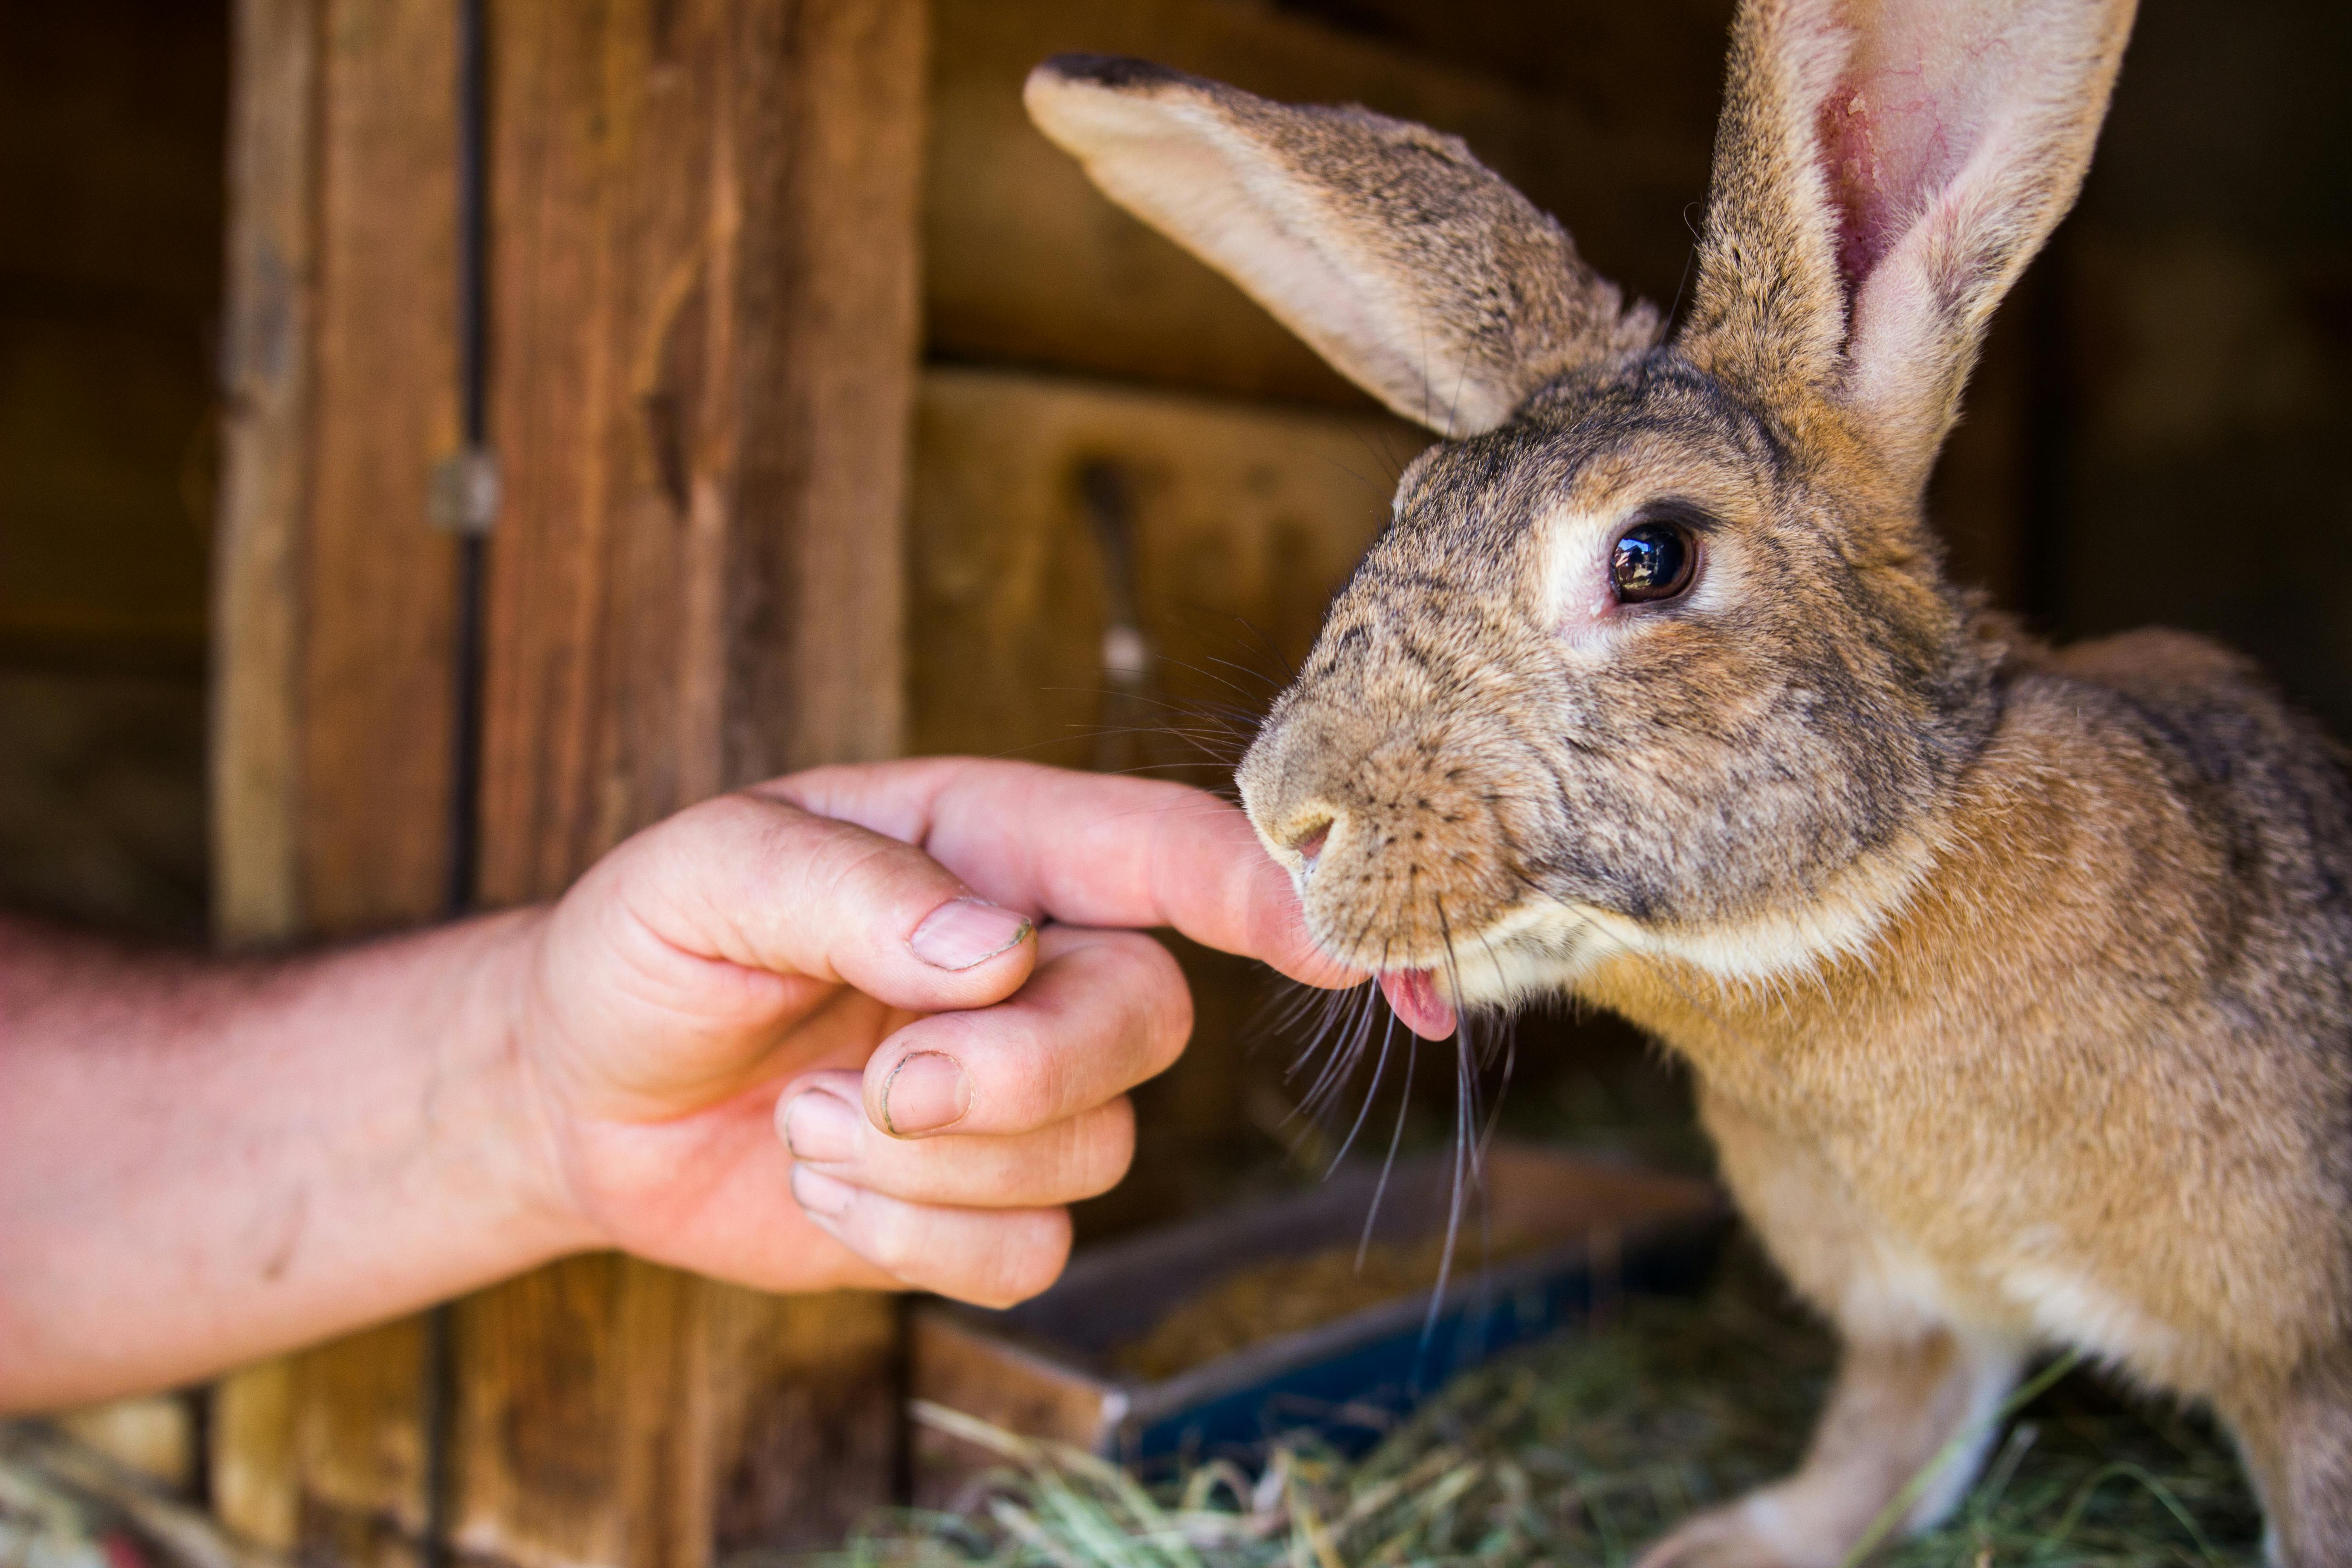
[1292,980,1378,1118]
[1346,419,1408,489]
[1225,615,1300,686]
[1311,451,1397,499]
[1330,1006,1400,1174]
[1358,1022,1420,1270]
[1420,893,1475,1360]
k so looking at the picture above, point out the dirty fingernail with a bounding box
[882,1051,970,1137]
[779,1088,858,1163]
[910,898,1032,971]
[790,1165,853,1220]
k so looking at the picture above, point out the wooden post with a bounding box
[209,0,924,1560]
[212,0,461,1558]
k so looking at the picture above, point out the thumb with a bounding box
[594,790,1040,1014]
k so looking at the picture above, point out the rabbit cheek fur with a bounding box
[1027,2,2352,1563]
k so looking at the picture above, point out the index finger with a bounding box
[757,760,1359,988]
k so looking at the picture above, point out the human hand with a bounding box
[508,759,1351,1307]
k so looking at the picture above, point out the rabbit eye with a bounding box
[1610,520,1697,603]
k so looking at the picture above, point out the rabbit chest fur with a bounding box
[1028,1,2352,1561]
[1586,629,2352,1395]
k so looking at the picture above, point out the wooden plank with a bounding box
[923,0,1710,405]
[446,0,927,1562]
[297,0,463,936]
[206,0,460,1558]
[695,1286,904,1555]
[907,367,1418,768]
[199,0,330,1537]
[907,366,1425,1233]
[208,0,320,1551]
[211,0,318,953]
[268,0,463,1556]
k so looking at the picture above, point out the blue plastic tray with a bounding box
[911,1143,1728,1494]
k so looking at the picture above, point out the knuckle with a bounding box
[687,789,771,838]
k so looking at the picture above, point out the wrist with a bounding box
[458,904,610,1260]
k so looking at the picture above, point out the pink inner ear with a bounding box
[1814,5,2008,298]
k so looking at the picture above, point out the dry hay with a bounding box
[0,1424,258,1568]
[793,1252,2261,1568]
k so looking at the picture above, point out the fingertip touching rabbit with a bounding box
[1028,3,2352,1563]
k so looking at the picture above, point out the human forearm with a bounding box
[0,910,587,1411]
[0,761,1341,1408]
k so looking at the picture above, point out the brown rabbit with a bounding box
[1026,4,2352,1564]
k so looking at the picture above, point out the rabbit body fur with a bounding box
[1027,1,2352,1562]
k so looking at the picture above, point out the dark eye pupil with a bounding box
[1611,522,1693,603]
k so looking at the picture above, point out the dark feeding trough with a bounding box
[911,1143,1730,1502]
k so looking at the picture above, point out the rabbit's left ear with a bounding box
[1684,0,2136,485]
[1025,55,1660,438]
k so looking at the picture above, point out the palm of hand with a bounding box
[519,871,928,1295]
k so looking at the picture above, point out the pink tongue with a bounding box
[1379,969,1458,1040]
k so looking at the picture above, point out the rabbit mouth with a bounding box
[1377,967,1458,1040]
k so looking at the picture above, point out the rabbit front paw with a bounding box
[1633,1497,1843,1568]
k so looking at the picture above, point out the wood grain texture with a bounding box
[212,0,461,948]
[211,0,318,952]
[297,0,462,936]
[449,0,926,1561]
[271,0,462,1556]
[907,366,1419,781]
[475,0,921,902]
[923,0,1710,406]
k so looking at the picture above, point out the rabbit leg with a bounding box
[2215,1352,2352,1568]
[1636,1092,2027,1568]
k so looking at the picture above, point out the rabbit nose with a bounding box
[1284,815,1336,871]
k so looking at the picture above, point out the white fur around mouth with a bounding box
[1325,900,1615,1017]
[1343,841,1935,1018]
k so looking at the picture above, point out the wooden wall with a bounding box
[209,0,921,1560]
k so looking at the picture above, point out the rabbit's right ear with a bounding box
[1683,0,2136,486]
[1024,56,1659,438]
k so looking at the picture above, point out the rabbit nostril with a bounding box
[1293,819,1333,868]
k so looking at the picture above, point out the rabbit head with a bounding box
[1026,0,2134,1035]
